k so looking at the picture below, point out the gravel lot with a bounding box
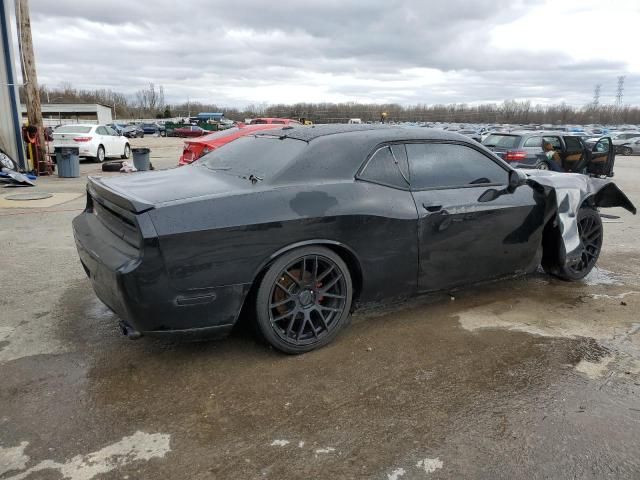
[1,142,639,479]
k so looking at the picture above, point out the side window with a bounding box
[594,138,610,153]
[390,144,410,182]
[105,127,117,136]
[542,136,561,148]
[564,136,582,152]
[96,127,108,135]
[406,143,508,190]
[523,136,542,148]
[359,145,410,188]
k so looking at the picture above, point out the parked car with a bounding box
[482,131,615,176]
[122,125,144,138]
[457,129,482,142]
[72,125,635,353]
[613,137,640,156]
[174,125,210,137]
[179,123,284,166]
[585,132,640,146]
[141,123,161,135]
[107,123,126,135]
[0,148,19,171]
[51,124,130,162]
[248,118,302,125]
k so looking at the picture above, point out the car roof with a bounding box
[256,124,464,143]
[249,125,490,185]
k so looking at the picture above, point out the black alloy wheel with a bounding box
[567,210,603,277]
[255,246,353,354]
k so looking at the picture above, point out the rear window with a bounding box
[200,136,306,179]
[55,126,92,134]
[482,134,521,149]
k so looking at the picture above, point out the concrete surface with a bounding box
[1,143,639,479]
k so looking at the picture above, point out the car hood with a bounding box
[524,170,636,265]
[88,165,251,212]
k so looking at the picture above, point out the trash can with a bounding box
[55,147,80,178]
[132,148,151,171]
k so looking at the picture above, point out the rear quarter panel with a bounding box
[148,181,419,304]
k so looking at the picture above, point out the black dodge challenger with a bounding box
[73,125,636,353]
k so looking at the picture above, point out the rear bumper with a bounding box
[72,210,250,337]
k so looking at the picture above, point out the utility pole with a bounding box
[16,0,46,165]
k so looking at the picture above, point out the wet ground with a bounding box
[1,148,639,479]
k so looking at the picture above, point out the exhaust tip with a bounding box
[119,320,142,340]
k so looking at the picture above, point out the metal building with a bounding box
[22,103,114,126]
[0,0,26,169]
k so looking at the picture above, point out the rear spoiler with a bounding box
[87,176,154,214]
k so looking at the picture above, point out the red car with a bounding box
[174,125,210,137]
[178,123,283,166]
[249,118,302,125]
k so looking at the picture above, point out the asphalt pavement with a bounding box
[1,138,639,479]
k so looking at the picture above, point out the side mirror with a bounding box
[507,169,527,193]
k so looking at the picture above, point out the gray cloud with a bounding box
[25,0,639,107]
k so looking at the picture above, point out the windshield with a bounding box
[482,134,521,148]
[55,126,92,134]
[200,136,306,179]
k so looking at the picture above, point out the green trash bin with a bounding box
[56,147,80,178]
[132,148,150,171]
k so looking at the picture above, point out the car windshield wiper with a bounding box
[483,144,496,147]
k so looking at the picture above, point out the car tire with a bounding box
[622,146,633,156]
[101,160,124,172]
[0,149,19,171]
[255,246,353,354]
[535,161,549,170]
[543,206,602,281]
[93,145,106,163]
[121,143,131,159]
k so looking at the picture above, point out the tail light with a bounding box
[504,150,527,161]
[73,136,92,142]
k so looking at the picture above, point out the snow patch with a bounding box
[416,457,443,474]
[590,291,640,300]
[0,441,29,475]
[5,431,170,480]
[387,467,406,479]
[270,440,289,447]
[314,447,336,454]
[575,355,615,379]
[582,268,622,286]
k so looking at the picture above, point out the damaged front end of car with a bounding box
[525,170,636,270]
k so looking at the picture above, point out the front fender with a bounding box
[525,171,636,266]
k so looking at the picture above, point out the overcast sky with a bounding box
[20,0,640,107]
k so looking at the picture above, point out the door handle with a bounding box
[422,203,443,213]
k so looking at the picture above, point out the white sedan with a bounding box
[51,124,131,162]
